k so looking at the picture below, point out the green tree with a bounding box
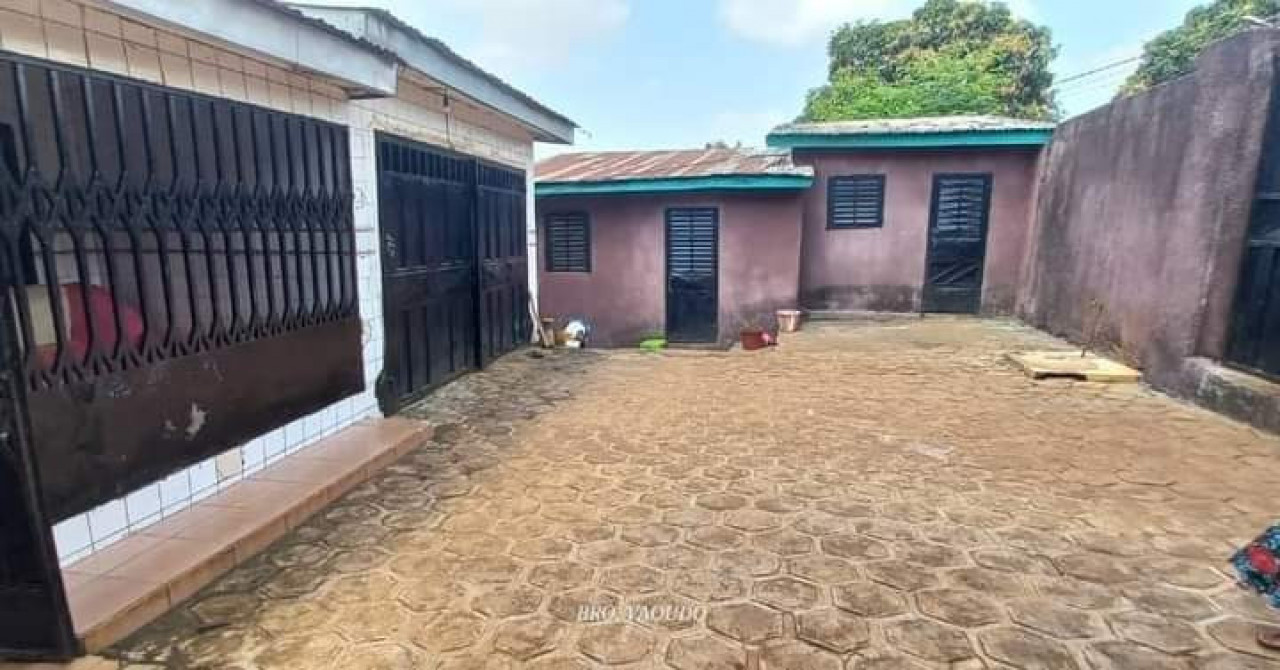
[1122,0,1279,93]
[803,0,1057,122]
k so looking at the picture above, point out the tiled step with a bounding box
[59,416,431,654]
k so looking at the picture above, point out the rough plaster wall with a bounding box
[0,0,534,563]
[1016,30,1278,394]
[536,192,803,348]
[792,149,1040,314]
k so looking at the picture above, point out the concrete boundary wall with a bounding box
[1017,30,1280,402]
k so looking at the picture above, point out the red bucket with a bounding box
[740,328,767,351]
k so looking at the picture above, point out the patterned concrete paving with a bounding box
[107,318,1280,669]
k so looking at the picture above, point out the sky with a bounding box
[309,0,1207,157]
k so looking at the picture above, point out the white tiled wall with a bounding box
[6,0,537,564]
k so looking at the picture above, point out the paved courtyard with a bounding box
[107,318,1280,669]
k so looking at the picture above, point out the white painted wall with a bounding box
[0,0,537,564]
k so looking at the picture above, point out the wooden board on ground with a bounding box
[1007,351,1142,383]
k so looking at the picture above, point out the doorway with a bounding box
[923,174,993,314]
[665,207,719,343]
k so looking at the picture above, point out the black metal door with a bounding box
[1227,82,1280,378]
[377,136,477,412]
[666,207,718,343]
[376,135,528,412]
[477,163,529,366]
[923,174,993,314]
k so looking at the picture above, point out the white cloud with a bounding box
[441,0,630,73]
[717,0,914,47]
[716,0,1040,47]
[312,0,630,75]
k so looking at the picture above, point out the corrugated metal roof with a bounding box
[771,115,1055,136]
[253,0,397,60]
[290,3,575,133]
[536,148,811,183]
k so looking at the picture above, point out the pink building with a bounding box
[535,117,1052,346]
[535,149,813,347]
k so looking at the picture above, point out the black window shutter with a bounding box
[828,175,886,229]
[545,213,591,272]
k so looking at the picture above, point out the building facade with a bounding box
[535,149,811,347]
[0,0,572,658]
[534,119,1051,348]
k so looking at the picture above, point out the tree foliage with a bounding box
[802,0,1057,122]
[1122,0,1279,93]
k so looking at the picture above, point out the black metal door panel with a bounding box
[1228,82,1280,378]
[666,208,719,343]
[376,136,528,412]
[477,163,529,366]
[923,174,993,314]
[377,137,476,411]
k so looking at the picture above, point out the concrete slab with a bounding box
[1007,350,1142,382]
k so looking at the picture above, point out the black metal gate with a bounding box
[376,135,528,412]
[0,52,361,659]
[923,174,993,314]
[666,207,719,343]
[1227,80,1280,378]
[0,252,75,659]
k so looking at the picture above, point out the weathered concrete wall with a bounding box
[537,192,804,347]
[1017,30,1279,397]
[792,148,1041,314]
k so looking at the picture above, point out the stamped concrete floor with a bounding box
[107,318,1280,669]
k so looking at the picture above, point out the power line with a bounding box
[1052,55,1142,89]
[1054,70,1132,95]
[1057,67,1135,92]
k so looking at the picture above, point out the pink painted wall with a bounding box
[536,192,804,347]
[1018,31,1275,400]
[792,149,1042,314]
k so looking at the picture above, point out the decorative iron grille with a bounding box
[0,55,356,393]
[0,187,76,659]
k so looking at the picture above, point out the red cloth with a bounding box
[35,284,144,367]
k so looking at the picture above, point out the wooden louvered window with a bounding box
[545,212,591,272]
[828,175,886,229]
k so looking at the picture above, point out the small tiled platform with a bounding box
[59,417,429,654]
[1007,350,1142,382]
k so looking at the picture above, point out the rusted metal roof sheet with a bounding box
[536,148,811,183]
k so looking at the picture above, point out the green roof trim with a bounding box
[765,129,1054,150]
[536,174,814,197]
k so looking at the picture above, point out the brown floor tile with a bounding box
[203,478,309,511]
[252,455,360,487]
[67,574,165,637]
[140,504,265,544]
[65,535,165,577]
[107,536,226,585]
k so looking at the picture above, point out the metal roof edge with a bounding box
[290,3,577,144]
[535,174,815,197]
[104,0,399,97]
[765,129,1055,150]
